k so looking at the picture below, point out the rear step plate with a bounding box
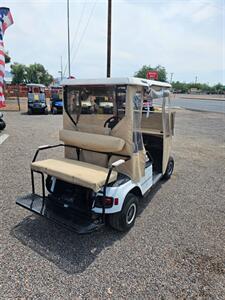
[16,194,104,234]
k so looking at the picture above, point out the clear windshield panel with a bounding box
[66,85,127,128]
[28,93,34,102]
[163,96,171,136]
[133,89,144,153]
[39,93,46,102]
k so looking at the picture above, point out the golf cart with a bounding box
[50,85,63,114]
[16,77,175,234]
[0,112,6,130]
[27,83,48,115]
[96,96,114,114]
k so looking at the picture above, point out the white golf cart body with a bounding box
[16,77,175,233]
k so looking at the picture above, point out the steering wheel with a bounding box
[104,116,119,129]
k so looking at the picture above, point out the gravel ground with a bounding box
[0,109,225,299]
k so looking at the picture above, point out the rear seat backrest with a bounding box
[59,129,126,167]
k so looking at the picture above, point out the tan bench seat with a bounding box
[31,158,117,192]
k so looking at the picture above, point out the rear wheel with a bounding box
[108,193,138,232]
[163,156,174,180]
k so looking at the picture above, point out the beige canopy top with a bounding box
[61,77,171,89]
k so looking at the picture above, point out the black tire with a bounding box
[0,119,6,130]
[163,156,174,180]
[52,107,57,115]
[44,108,48,115]
[27,108,32,115]
[108,193,138,232]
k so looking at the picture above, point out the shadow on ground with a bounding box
[11,181,164,274]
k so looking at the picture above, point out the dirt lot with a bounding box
[0,109,225,299]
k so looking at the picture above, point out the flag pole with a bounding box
[67,0,71,78]
[107,0,112,78]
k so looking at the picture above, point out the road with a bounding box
[153,97,225,113]
[172,97,225,113]
[0,110,225,299]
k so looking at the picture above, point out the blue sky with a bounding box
[1,0,224,84]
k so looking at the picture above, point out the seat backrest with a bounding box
[59,129,126,167]
[59,129,125,153]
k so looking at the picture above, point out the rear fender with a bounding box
[92,181,143,214]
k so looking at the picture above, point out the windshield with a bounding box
[51,93,62,101]
[28,93,45,103]
[65,85,126,127]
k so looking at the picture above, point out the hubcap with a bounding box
[126,203,137,225]
[168,161,173,175]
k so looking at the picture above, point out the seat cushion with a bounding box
[31,158,117,192]
[59,129,125,153]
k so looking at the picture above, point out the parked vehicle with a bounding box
[96,96,113,114]
[0,112,6,130]
[27,83,48,115]
[16,77,175,234]
[50,85,63,114]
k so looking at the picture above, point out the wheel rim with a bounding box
[126,203,137,225]
[167,161,173,175]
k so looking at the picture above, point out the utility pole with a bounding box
[58,56,63,81]
[67,0,71,78]
[195,76,198,84]
[107,0,112,78]
[170,72,174,83]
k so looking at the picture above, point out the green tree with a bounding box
[212,83,224,94]
[11,62,53,86]
[134,64,167,82]
[171,81,188,93]
[26,63,53,86]
[11,63,27,84]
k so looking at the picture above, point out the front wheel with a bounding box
[52,107,57,115]
[163,156,174,180]
[108,193,138,232]
[0,119,6,130]
[44,108,48,115]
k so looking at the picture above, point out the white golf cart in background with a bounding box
[16,77,175,234]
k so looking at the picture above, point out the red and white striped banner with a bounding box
[0,7,14,108]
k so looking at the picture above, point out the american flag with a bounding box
[0,7,14,108]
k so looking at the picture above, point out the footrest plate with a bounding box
[16,194,103,234]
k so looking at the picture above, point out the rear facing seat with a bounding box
[30,129,126,192]
[31,158,117,192]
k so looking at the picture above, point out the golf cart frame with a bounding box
[16,77,175,234]
[27,83,48,115]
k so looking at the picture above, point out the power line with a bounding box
[70,0,87,55]
[63,1,87,77]
[70,1,97,69]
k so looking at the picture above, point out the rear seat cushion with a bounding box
[59,129,125,153]
[31,158,117,192]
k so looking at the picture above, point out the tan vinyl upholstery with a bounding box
[31,158,117,192]
[59,129,125,153]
